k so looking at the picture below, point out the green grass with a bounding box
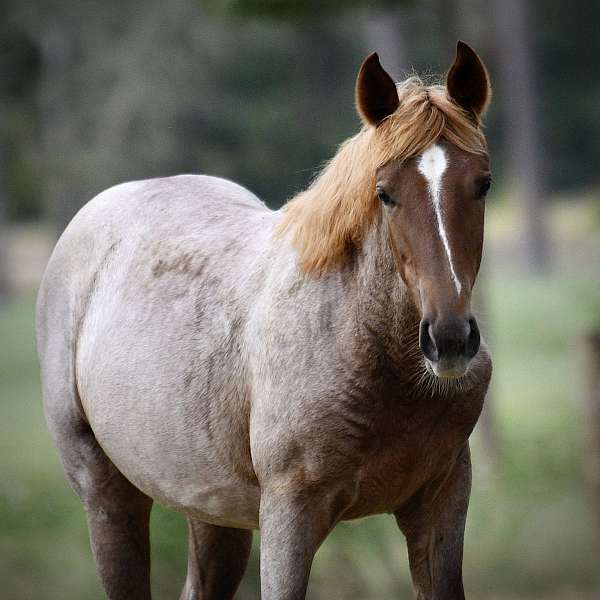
[463,275,599,596]
[1,272,599,598]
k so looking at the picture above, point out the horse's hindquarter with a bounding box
[73,176,271,528]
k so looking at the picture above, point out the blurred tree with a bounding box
[15,0,374,230]
[492,0,548,271]
[199,0,416,210]
[435,0,459,59]
[2,0,597,237]
[0,158,8,303]
[0,14,42,299]
[363,6,406,80]
[203,0,412,20]
[534,0,600,191]
[206,0,415,79]
[0,17,42,221]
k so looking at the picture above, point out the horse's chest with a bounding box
[342,398,478,519]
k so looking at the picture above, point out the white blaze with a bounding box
[417,144,462,295]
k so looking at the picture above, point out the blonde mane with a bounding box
[277,77,488,276]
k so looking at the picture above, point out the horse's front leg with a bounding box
[395,444,472,600]
[259,479,353,600]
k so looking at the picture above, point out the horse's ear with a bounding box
[446,41,491,117]
[356,53,399,127]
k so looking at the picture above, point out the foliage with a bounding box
[0,22,42,220]
[202,0,410,20]
[0,0,598,226]
[533,0,600,190]
[0,25,40,100]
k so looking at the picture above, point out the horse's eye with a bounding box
[478,176,492,199]
[376,186,394,206]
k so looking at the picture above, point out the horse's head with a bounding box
[357,42,492,379]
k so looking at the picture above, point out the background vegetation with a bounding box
[1,0,599,598]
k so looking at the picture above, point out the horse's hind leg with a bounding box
[46,404,152,599]
[180,519,252,600]
[38,269,153,598]
[82,443,153,600]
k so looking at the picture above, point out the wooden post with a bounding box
[578,331,600,555]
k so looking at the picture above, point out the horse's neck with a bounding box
[353,215,421,356]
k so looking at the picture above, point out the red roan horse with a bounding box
[37,41,492,599]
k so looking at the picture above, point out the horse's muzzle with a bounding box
[419,316,480,378]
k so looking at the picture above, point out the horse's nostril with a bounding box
[419,319,439,362]
[466,318,480,359]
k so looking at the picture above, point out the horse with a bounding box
[36,40,493,600]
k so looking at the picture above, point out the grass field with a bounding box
[1,268,599,598]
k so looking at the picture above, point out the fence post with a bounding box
[578,330,600,556]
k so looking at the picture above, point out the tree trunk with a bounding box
[492,0,549,271]
[38,22,82,234]
[436,0,459,60]
[578,331,600,559]
[0,141,10,303]
[362,7,406,80]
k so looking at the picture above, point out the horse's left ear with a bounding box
[446,41,491,117]
[356,53,400,127]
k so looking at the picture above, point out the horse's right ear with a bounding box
[356,53,399,127]
[446,41,491,117]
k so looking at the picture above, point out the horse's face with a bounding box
[377,141,490,378]
[357,41,492,378]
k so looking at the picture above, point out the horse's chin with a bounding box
[424,357,470,380]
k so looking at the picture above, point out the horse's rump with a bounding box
[37,175,272,527]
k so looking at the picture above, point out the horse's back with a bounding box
[37,175,274,528]
[37,173,272,372]
[61,174,269,252]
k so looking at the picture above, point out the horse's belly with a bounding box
[77,311,261,528]
[84,398,261,528]
[124,459,261,529]
[79,364,261,527]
